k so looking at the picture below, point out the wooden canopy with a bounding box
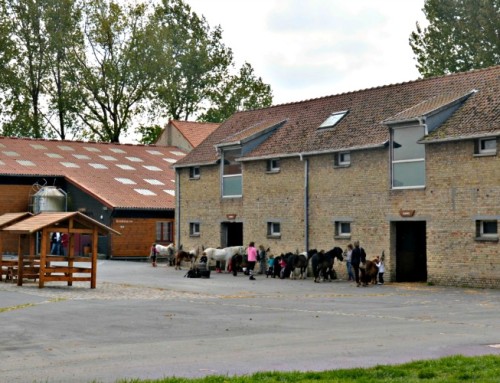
[1,211,120,288]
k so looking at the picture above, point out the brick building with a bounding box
[174,66,500,288]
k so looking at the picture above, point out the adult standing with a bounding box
[344,243,355,281]
[246,242,258,280]
[351,240,367,287]
[257,245,267,274]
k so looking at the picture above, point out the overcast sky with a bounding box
[187,0,427,105]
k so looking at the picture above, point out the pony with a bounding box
[155,243,176,265]
[310,247,344,283]
[363,259,379,285]
[174,246,199,270]
[231,254,244,276]
[288,249,318,279]
[202,246,246,272]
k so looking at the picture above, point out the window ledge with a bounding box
[189,176,200,180]
[474,236,499,242]
[266,169,280,174]
[267,235,281,239]
[189,234,200,238]
[333,164,350,169]
[334,235,351,240]
[473,152,497,158]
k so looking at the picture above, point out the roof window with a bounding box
[319,110,348,129]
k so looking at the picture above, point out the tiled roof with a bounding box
[0,137,186,210]
[169,120,220,148]
[217,118,287,147]
[175,65,500,166]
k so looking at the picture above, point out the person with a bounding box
[60,233,68,256]
[246,241,257,280]
[344,243,354,281]
[257,245,267,274]
[279,257,287,279]
[351,240,367,287]
[150,243,158,267]
[50,232,60,255]
[374,255,385,285]
[266,255,275,278]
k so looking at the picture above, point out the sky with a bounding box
[187,0,427,105]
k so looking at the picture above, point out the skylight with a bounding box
[147,150,163,156]
[116,164,135,170]
[319,110,348,129]
[84,147,101,152]
[46,153,63,159]
[170,151,185,156]
[58,145,74,151]
[164,189,175,196]
[99,155,117,161]
[134,188,156,196]
[89,163,108,169]
[163,158,177,163]
[17,160,36,167]
[60,162,80,168]
[110,148,126,154]
[73,154,91,160]
[143,165,162,171]
[126,156,143,162]
[31,144,47,150]
[144,179,165,185]
[115,177,136,185]
[3,151,19,157]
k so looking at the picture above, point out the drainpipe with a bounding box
[175,169,180,248]
[300,154,309,252]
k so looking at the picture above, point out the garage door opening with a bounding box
[395,221,427,282]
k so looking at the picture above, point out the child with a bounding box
[266,255,275,278]
[374,255,385,285]
[150,243,158,267]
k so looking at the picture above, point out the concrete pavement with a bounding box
[1,259,499,383]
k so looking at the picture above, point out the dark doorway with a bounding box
[221,222,243,247]
[395,221,427,282]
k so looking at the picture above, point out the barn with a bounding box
[173,65,500,288]
[0,138,185,258]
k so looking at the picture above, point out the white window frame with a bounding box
[476,220,498,240]
[189,166,200,179]
[267,222,281,238]
[477,138,497,155]
[335,221,351,237]
[335,151,351,167]
[267,158,280,172]
[222,148,242,198]
[189,222,200,237]
[391,126,426,189]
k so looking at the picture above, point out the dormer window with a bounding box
[319,111,348,129]
[189,166,200,179]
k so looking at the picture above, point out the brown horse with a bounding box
[175,246,199,270]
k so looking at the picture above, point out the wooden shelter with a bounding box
[0,212,33,282]
[2,211,120,288]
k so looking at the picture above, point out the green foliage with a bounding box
[137,124,163,145]
[410,0,500,78]
[114,355,500,382]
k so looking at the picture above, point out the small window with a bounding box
[476,138,497,155]
[319,110,348,129]
[334,152,350,167]
[335,221,351,237]
[189,166,200,179]
[267,222,281,238]
[476,220,498,240]
[266,159,280,172]
[189,222,200,236]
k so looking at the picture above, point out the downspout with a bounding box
[300,153,309,252]
[175,169,180,248]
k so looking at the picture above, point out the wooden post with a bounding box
[39,228,47,288]
[68,227,74,287]
[91,227,98,288]
[17,235,22,286]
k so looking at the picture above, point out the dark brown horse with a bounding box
[175,246,199,270]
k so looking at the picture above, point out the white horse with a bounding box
[155,243,176,265]
[202,245,246,272]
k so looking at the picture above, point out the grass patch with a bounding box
[111,355,500,383]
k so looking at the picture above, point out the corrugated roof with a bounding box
[2,211,120,235]
[0,138,186,210]
[175,65,500,166]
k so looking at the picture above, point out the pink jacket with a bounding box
[247,246,258,262]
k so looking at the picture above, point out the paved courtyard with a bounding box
[1,259,499,383]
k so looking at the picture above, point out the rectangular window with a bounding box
[335,221,351,237]
[156,221,173,242]
[266,159,280,172]
[476,138,497,155]
[189,222,200,237]
[267,222,281,237]
[189,166,200,179]
[222,149,242,197]
[391,126,426,188]
[334,152,350,167]
[476,220,498,240]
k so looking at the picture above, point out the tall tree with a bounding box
[68,0,157,142]
[200,62,273,123]
[0,0,49,138]
[410,0,500,78]
[43,0,84,140]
